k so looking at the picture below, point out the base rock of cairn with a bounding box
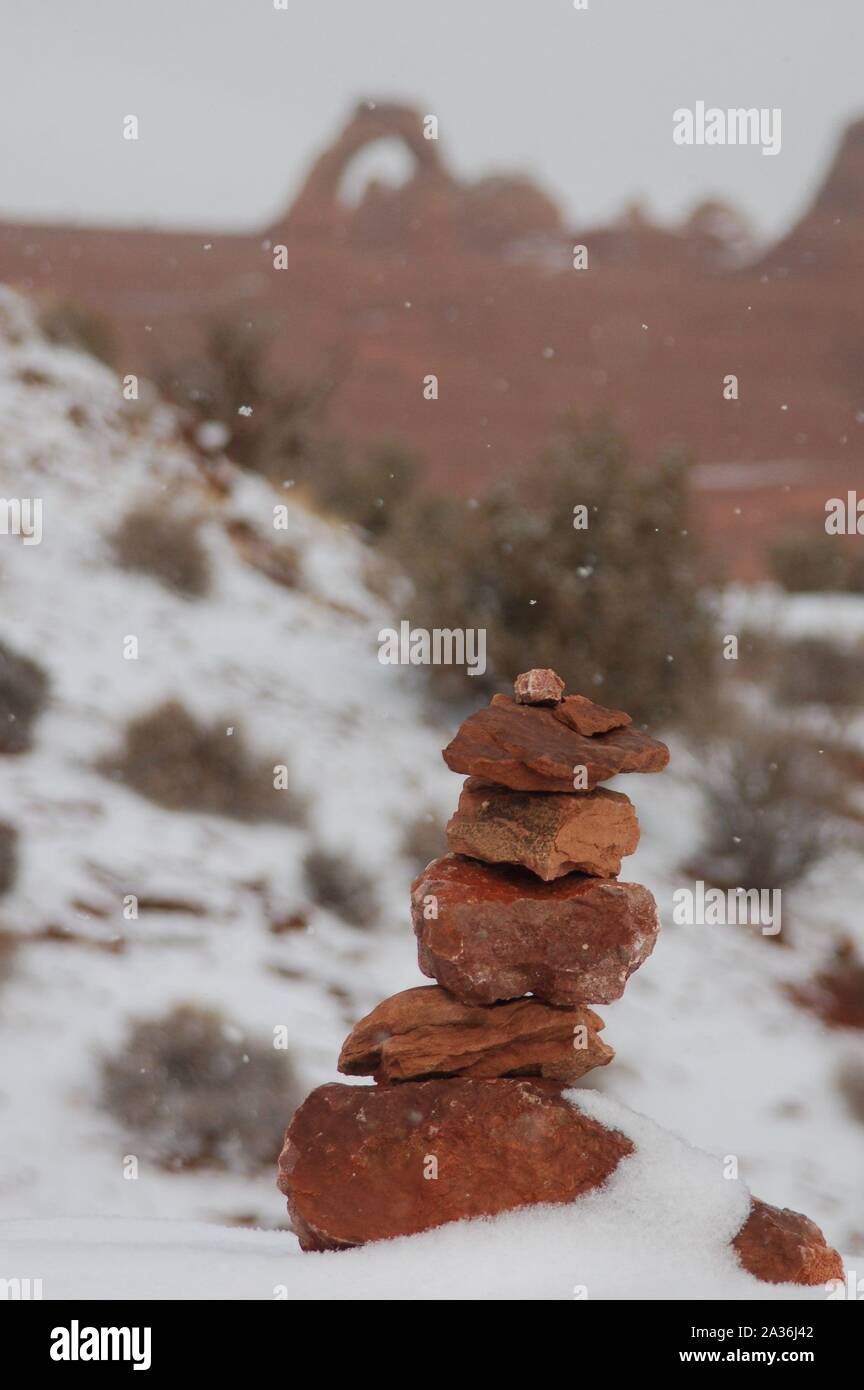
[278,1077,842,1283]
[278,670,843,1285]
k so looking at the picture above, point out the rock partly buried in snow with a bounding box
[442,695,668,792]
[513,668,565,705]
[279,1080,844,1283]
[733,1198,844,1286]
[411,853,659,1006]
[446,779,639,879]
[278,1078,633,1250]
[337,984,614,1083]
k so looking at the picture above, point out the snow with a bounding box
[723,583,864,644]
[0,1092,840,1300]
[0,288,860,1297]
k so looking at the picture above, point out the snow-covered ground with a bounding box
[0,288,860,1297]
[0,1094,847,1301]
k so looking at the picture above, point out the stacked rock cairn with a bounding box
[278,669,843,1285]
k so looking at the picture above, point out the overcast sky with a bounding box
[1,0,860,243]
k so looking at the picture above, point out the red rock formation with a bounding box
[412,853,659,1006]
[277,668,842,1289]
[551,694,632,737]
[513,668,565,705]
[758,116,864,277]
[733,1198,844,1286]
[446,780,639,880]
[279,1079,844,1283]
[278,1078,632,1251]
[2,105,864,579]
[337,985,613,1084]
[442,696,668,792]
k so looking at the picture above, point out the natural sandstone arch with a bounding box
[277,101,451,242]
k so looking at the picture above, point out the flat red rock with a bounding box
[550,693,631,736]
[278,1078,633,1250]
[446,779,639,879]
[338,984,614,1083]
[411,853,659,1006]
[442,695,668,792]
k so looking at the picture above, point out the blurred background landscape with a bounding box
[0,0,863,1267]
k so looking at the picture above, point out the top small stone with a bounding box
[514,668,565,705]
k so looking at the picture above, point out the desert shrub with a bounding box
[305,442,419,537]
[303,847,378,927]
[108,503,211,598]
[400,811,447,874]
[99,699,304,824]
[158,319,329,481]
[0,640,49,753]
[836,1059,864,1123]
[159,318,420,530]
[100,1004,300,1172]
[773,636,864,708]
[38,298,116,366]
[0,932,17,992]
[384,423,716,725]
[690,726,835,892]
[0,823,17,895]
[770,531,864,594]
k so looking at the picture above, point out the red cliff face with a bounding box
[759,116,864,275]
[2,99,862,578]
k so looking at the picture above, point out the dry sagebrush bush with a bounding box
[304,441,419,537]
[836,1059,864,1125]
[770,531,864,594]
[383,423,716,726]
[0,932,17,990]
[0,822,17,896]
[100,1004,301,1172]
[400,811,447,874]
[158,318,329,482]
[108,504,211,599]
[689,727,836,893]
[303,848,378,928]
[98,699,305,824]
[0,640,49,753]
[772,636,864,708]
[38,297,117,366]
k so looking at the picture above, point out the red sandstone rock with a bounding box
[513,668,565,705]
[411,853,659,1006]
[446,779,639,879]
[442,696,668,792]
[279,1080,844,1283]
[733,1198,844,1285]
[337,984,613,1083]
[278,1078,633,1250]
[551,694,631,736]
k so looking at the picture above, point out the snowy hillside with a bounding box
[0,287,860,1292]
[0,288,455,1225]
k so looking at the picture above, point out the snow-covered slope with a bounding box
[0,288,860,1291]
[0,288,454,1224]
